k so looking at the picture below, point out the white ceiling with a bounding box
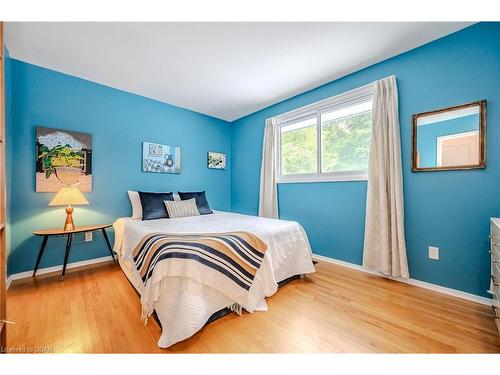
[4,22,473,121]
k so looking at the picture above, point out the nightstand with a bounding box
[33,224,116,281]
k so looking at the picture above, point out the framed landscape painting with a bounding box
[142,142,181,174]
[36,127,92,192]
[207,151,226,170]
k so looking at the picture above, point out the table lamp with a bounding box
[49,186,89,231]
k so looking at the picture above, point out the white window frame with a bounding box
[275,83,374,184]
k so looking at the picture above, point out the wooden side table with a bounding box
[33,224,116,281]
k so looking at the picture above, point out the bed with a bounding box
[113,210,316,348]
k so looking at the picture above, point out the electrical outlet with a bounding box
[85,232,93,242]
[428,246,439,260]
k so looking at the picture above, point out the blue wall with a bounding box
[4,47,12,260]
[7,60,231,275]
[231,22,500,297]
[417,114,479,167]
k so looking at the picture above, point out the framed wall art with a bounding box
[142,141,181,174]
[36,127,92,192]
[207,151,226,170]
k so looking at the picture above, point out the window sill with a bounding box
[277,171,368,184]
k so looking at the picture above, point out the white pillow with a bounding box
[128,191,181,219]
[128,191,142,219]
[164,198,200,218]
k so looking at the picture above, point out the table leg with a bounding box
[33,235,49,277]
[101,228,116,263]
[61,233,73,281]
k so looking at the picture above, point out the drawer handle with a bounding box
[493,306,499,320]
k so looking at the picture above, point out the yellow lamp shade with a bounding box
[49,187,89,207]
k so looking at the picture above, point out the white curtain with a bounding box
[258,118,279,218]
[363,76,409,278]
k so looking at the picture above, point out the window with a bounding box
[280,117,317,175]
[276,85,373,183]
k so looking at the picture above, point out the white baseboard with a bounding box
[312,253,492,306]
[6,255,114,290]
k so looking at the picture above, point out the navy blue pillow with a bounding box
[138,191,174,220]
[178,191,213,215]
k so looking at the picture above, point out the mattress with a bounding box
[113,210,316,348]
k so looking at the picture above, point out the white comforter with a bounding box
[113,210,315,348]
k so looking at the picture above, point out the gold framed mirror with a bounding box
[411,100,486,172]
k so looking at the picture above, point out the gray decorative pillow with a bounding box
[164,198,200,218]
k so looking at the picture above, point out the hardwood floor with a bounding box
[6,260,500,353]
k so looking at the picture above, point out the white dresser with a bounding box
[490,218,500,335]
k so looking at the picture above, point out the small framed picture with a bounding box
[208,151,226,170]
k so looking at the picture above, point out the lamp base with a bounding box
[64,206,75,231]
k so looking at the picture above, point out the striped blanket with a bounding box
[132,231,268,321]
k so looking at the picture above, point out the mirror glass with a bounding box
[412,101,486,171]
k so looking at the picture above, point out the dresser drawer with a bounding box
[492,251,500,269]
[493,304,500,334]
[490,219,500,335]
[493,272,500,335]
[492,238,500,252]
[492,217,500,231]
[493,261,500,303]
[491,221,500,245]
[492,273,500,308]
